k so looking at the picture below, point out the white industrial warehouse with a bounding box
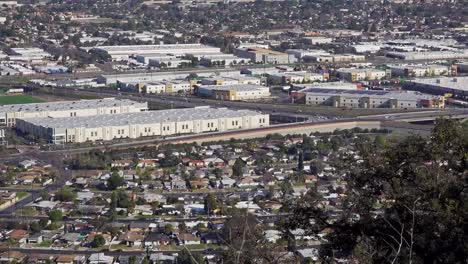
[16,107,269,144]
[404,77,468,97]
[91,44,221,60]
[0,98,148,127]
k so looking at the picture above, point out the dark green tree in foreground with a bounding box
[92,234,105,248]
[176,248,205,264]
[284,119,468,263]
[232,158,245,178]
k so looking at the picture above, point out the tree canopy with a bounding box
[284,119,468,263]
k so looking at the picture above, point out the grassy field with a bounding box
[0,95,45,105]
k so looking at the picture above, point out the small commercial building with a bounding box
[302,89,444,109]
[0,98,148,127]
[16,107,270,144]
[196,84,271,101]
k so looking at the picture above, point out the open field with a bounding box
[0,95,45,105]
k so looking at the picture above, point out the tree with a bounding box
[164,223,174,234]
[374,134,386,147]
[48,210,63,222]
[298,151,304,171]
[309,160,324,175]
[176,248,205,264]
[92,234,106,248]
[284,119,468,263]
[55,187,76,202]
[178,222,188,234]
[107,171,124,190]
[204,193,218,214]
[232,158,245,178]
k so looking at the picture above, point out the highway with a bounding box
[38,86,458,118]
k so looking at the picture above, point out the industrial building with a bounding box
[389,65,451,77]
[301,89,444,109]
[16,107,270,144]
[268,72,325,85]
[291,82,360,101]
[196,84,271,101]
[234,47,295,64]
[98,69,241,85]
[199,54,251,66]
[302,37,333,45]
[456,62,468,73]
[0,98,148,127]
[286,49,330,60]
[385,51,468,61]
[8,47,52,62]
[336,68,387,82]
[200,75,261,86]
[91,44,221,61]
[404,77,468,98]
[303,53,365,63]
[292,81,359,91]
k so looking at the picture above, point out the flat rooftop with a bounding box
[198,84,267,92]
[303,88,440,100]
[94,44,218,52]
[337,68,385,73]
[296,82,357,91]
[0,98,146,113]
[409,77,468,91]
[20,107,264,129]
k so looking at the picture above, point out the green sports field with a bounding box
[0,95,45,105]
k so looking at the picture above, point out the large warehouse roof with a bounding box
[408,77,468,92]
[0,98,145,113]
[198,84,267,92]
[20,107,264,129]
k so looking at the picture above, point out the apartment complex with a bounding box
[302,88,444,109]
[0,98,148,127]
[16,107,269,144]
[336,68,387,82]
[389,65,451,77]
[196,84,271,101]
